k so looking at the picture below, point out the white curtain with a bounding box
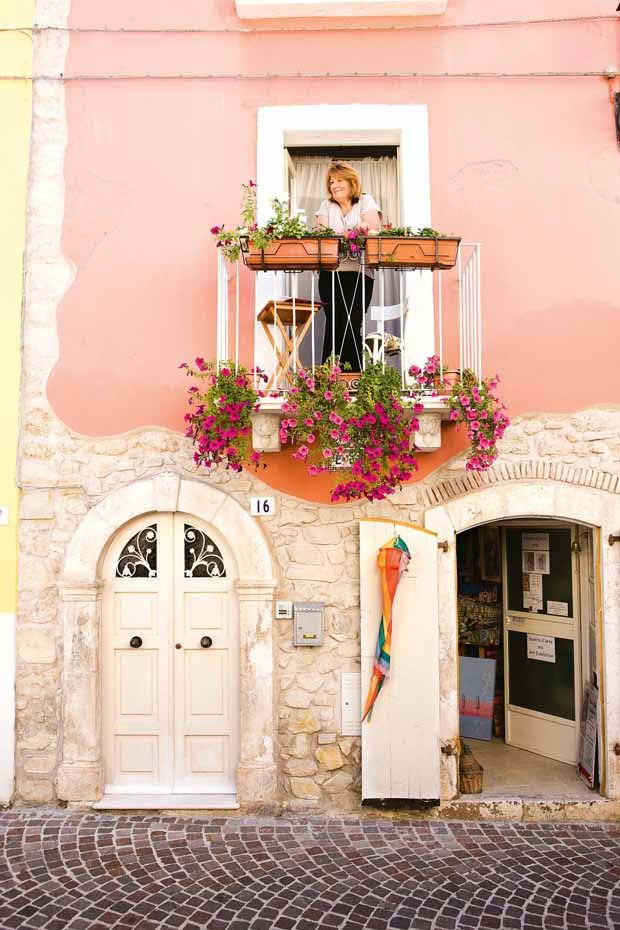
[290,154,402,366]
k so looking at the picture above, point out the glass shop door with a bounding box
[502,524,581,765]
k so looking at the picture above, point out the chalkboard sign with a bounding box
[508,630,575,720]
[505,527,573,617]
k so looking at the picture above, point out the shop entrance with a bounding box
[456,519,600,799]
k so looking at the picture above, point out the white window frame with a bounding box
[256,104,434,373]
[236,0,448,19]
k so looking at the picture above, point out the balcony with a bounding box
[216,240,482,455]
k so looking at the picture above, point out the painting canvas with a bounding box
[459,656,496,740]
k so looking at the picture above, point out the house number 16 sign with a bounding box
[250,496,276,516]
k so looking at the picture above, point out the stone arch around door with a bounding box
[424,480,620,802]
[57,473,277,807]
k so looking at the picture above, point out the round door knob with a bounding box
[129,636,143,649]
[200,636,213,649]
[175,643,182,650]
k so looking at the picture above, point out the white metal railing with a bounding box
[216,243,482,391]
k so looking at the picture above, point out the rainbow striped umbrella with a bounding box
[362,535,411,723]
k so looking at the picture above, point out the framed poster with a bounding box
[480,525,501,582]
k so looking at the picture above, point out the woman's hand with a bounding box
[315,214,329,230]
[361,209,381,232]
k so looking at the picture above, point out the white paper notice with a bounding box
[522,532,550,552]
[341,672,361,736]
[522,550,550,574]
[547,600,569,617]
[527,633,555,663]
[522,572,543,611]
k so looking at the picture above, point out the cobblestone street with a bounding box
[1,811,620,929]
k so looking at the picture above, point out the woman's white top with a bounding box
[315,193,380,273]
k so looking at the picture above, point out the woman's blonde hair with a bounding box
[326,161,362,203]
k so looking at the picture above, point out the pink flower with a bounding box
[288,418,297,428]
[220,367,231,377]
[249,180,257,187]
[210,225,223,235]
[330,429,340,440]
[306,378,316,390]
[460,394,470,407]
[304,417,314,427]
[324,390,333,401]
[195,357,207,371]
[323,448,333,459]
[298,445,309,458]
[308,465,320,476]
[306,433,316,444]
[313,410,322,420]
[449,409,459,421]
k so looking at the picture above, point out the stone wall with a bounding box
[14,403,620,808]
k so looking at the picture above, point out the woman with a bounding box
[315,161,381,370]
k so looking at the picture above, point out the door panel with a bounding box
[502,524,581,765]
[360,519,440,801]
[173,517,239,793]
[103,516,172,793]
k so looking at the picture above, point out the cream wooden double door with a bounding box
[101,513,240,807]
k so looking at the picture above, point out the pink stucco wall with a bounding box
[48,1,619,489]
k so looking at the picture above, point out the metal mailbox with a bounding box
[293,602,324,647]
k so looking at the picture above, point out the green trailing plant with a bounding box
[280,359,423,502]
[180,358,265,472]
[211,182,336,262]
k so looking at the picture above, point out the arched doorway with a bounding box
[57,474,277,809]
[425,480,620,801]
[100,512,240,808]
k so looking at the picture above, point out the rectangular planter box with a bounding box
[364,236,460,270]
[242,237,340,272]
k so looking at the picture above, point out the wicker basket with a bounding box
[459,740,483,794]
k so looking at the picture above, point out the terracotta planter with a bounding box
[364,236,460,270]
[242,237,340,272]
[337,372,361,392]
[440,369,461,389]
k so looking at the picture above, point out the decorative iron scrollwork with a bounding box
[116,524,158,578]
[184,524,226,578]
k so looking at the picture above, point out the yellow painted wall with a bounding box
[0,1,33,613]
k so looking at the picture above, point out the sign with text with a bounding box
[527,633,555,663]
[250,496,276,517]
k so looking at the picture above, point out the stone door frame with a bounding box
[57,473,277,807]
[425,480,620,801]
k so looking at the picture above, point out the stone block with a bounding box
[57,763,103,802]
[23,753,56,775]
[18,778,54,803]
[19,490,54,520]
[289,777,321,800]
[413,412,442,451]
[287,545,323,566]
[289,712,321,734]
[315,745,344,770]
[323,771,353,792]
[251,411,281,453]
[295,673,324,692]
[318,733,337,744]
[283,688,312,709]
[289,733,312,758]
[302,525,342,545]
[17,628,56,664]
[284,758,318,777]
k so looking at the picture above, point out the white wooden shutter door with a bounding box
[360,519,441,800]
